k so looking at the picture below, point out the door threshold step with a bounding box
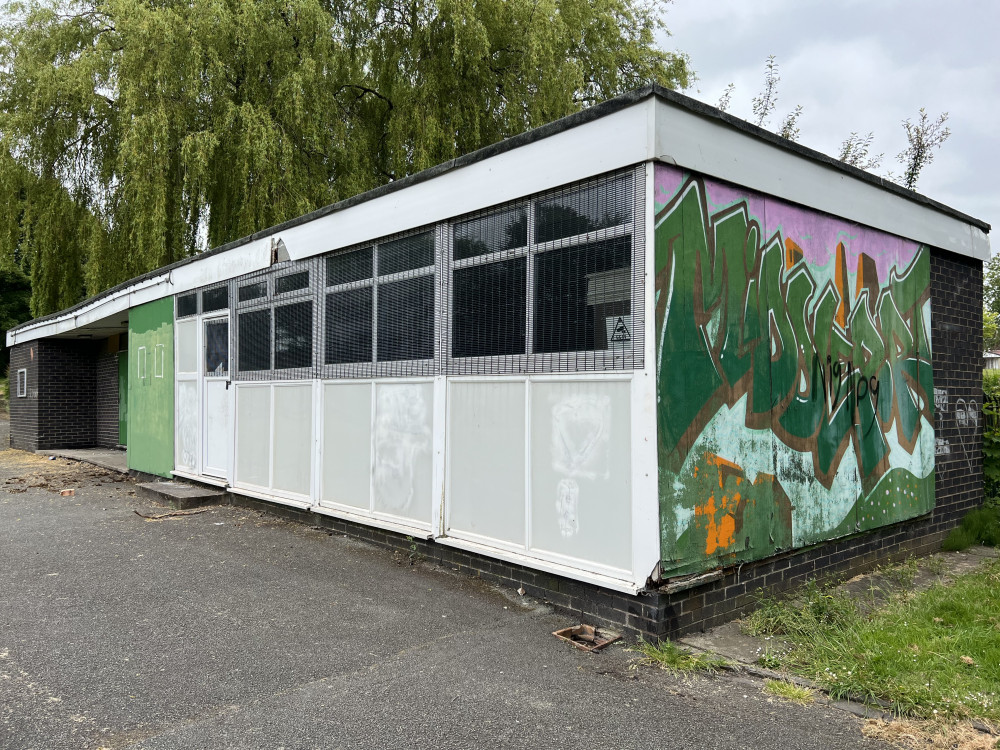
[136,481,228,510]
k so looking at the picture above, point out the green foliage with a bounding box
[631,638,728,673]
[763,679,814,705]
[985,309,1000,352]
[942,507,1000,551]
[741,560,1000,723]
[0,267,31,371]
[983,371,1000,500]
[897,108,951,191]
[0,0,691,316]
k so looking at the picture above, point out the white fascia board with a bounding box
[166,238,271,292]
[653,98,991,260]
[6,238,272,347]
[275,103,654,261]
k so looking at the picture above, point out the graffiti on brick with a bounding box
[654,166,935,575]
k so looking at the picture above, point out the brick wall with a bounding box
[35,339,98,449]
[9,342,39,451]
[95,352,120,448]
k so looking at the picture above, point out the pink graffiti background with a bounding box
[654,165,921,283]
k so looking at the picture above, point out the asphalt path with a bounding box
[0,417,891,750]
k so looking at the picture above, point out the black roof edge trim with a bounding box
[9,83,989,335]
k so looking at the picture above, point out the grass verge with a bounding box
[742,561,1000,723]
[764,679,814,705]
[631,639,728,673]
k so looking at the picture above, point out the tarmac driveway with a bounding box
[0,418,891,750]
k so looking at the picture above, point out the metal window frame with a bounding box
[444,166,645,375]
[317,226,438,380]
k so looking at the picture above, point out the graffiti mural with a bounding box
[654,165,934,575]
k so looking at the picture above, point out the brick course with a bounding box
[95,352,121,448]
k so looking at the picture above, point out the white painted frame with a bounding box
[200,311,232,481]
[16,368,26,398]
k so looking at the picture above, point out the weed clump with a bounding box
[942,507,1000,551]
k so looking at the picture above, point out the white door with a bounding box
[202,315,232,479]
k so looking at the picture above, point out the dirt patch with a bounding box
[1,452,125,493]
[863,718,999,749]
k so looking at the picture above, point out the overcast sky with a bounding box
[659,0,998,249]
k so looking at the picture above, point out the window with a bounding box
[275,271,309,295]
[322,230,435,373]
[177,293,198,318]
[16,368,26,398]
[202,286,229,313]
[274,301,313,370]
[238,281,267,302]
[205,320,229,376]
[238,309,271,372]
[448,170,639,372]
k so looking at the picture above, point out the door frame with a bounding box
[200,311,233,480]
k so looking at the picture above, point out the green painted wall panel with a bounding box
[118,352,128,445]
[127,297,174,477]
[654,165,935,576]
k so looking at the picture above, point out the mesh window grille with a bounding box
[275,271,310,295]
[321,229,435,378]
[177,293,198,318]
[195,167,643,382]
[205,320,229,376]
[238,309,271,372]
[274,301,314,370]
[202,286,229,313]
[446,167,643,374]
[238,281,267,302]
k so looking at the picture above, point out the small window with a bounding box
[238,309,271,372]
[274,301,313,369]
[275,271,310,295]
[16,368,27,398]
[238,281,267,302]
[325,287,373,365]
[378,275,434,361]
[535,174,632,244]
[454,207,527,260]
[327,247,373,286]
[177,293,198,318]
[205,320,229,376]
[452,259,526,357]
[202,286,229,313]
[378,231,434,275]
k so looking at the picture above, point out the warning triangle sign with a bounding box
[610,316,631,342]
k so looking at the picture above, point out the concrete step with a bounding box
[136,481,228,510]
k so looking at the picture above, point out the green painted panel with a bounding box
[127,297,174,477]
[654,165,934,576]
[118,353,128,446]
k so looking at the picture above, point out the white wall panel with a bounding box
[175,380,199,472]
[321,382,372,510]
[447,381,526,546]
[236,386,271,488]
[373,382,433,523]
[529,380,632,572]
[272,385,313,497]
[176,319,198,374]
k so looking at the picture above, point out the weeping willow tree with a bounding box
[0,0,690,316]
